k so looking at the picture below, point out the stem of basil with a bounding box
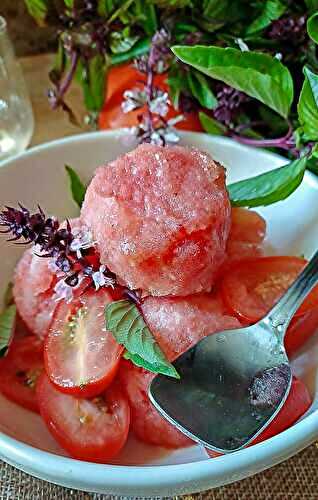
[231,127,297,155]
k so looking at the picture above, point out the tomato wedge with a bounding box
[252,376,311,444]
[44,289,123,398]
[0,336,43,412]
[221,256,318,323]
[207,376,311,457]
[37,372,130,462]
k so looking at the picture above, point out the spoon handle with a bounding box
[264,249,318,338]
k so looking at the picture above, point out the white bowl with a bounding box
[0,130,318,496]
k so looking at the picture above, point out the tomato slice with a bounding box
[252,376,311,444]
[37,372,130,462]
[44,289,123,398]
[221,256,318,323]
[0,336,43,412]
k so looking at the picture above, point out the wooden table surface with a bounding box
[21,53,87,147]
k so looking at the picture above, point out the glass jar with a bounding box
[0,16,34,161]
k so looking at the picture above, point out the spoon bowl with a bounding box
[150,248,318,453]
[149,321,292,453]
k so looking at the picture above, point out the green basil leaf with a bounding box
[246,0,286,34]
[111,37,151,65]
[307,12,318,44]
[143,3,158,34]
[79,55,108,112]
[107,0,135,24]
[306,155,318,175]
[186,70,217,109]
[97,0,115,16]
[132,1,158,35]
[152,0,193,7]
[305,0,318,13]
[64,0,74,7]
[65,165,87,208]
[199,111,226,135]
[199,0,244,31]
[3,283,13,308]
[110,29,139,54]
[0,305,16,358]
[298,66,318,141]
[25,0,49,24]
[105,300,180,379]
[174,22,198,34]
[228,156,307,208]
[172,45,293,118]
[167,65,189,109]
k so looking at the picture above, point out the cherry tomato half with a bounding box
[207,376,311,457]
[220,208,266,274]
[99,63,203,132]
[37,372,130,462]
[285,307,318,357]
[0,336,43,412]
[44,289,123,399]
[221,256,318,323]
[230,208,266,245]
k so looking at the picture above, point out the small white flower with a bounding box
[149,91,170,117]
[164,129,180,144]
[92,265,116,291]
[274,52,283,61]
[70,227,95,258]
[53,279,74,303]
[150,131,164,145]
[235,38,249,52]
[122,89,147,113]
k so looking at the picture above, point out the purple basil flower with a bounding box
[213,84,249,126]
[268,15,307,45]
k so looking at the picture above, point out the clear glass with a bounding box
[0,17,34,161]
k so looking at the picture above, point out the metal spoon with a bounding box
[149,250,318,454]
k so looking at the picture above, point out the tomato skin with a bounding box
[207,376,311,457]
[252,376,311,444]
[221,256,318,323]
[99,63,203,132]
[44,289,123,399]
[37,372,130,462]
[0,336,43,413]
[285,307,318,357]
[230,208,266,245]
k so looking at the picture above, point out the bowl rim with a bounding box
[0,130,318,492]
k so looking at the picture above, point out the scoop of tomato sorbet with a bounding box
[81,144,231,296]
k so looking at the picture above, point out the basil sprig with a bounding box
[106,299,179,378]
[298,67,318,141]
[0,305,16,357]
[228,156,308,208]
[65,165,87,209]
[172,45,294,119]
